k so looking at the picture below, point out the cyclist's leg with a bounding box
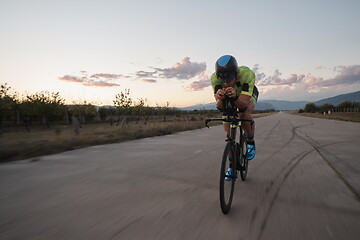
[223,123,233,157]
[223,122,230,138]
[240,99,256,160]
[239,100,255,140]
[223,122,237,173]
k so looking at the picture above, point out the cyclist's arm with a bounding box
[214,90,226,110]
[211,73,226,110]
[233,67,255,110]
[234,94,251,109]
[224,87,251,109]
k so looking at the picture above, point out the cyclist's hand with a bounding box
[216,89,226,100]
[225,87,237,98]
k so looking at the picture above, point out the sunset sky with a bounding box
[1,0,359,107]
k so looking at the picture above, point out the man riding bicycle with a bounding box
[211,55,259,171]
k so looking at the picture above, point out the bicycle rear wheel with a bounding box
[220,142,236,214]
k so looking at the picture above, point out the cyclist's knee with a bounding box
[239,109,252,119]
[247,101,255,113]
[241,104,254,117]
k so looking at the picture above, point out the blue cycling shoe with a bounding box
[225,167,233,181]
[246,144,256,160]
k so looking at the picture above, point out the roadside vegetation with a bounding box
[0,83,274,162]
[294,102,360,122]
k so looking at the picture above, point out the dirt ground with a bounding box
[289,111,360,123]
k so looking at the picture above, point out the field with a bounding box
[289,111,360,122]
[0,112,273,162]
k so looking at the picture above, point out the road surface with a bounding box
[1,112,360,239]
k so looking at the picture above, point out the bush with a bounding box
[304,103,318,113]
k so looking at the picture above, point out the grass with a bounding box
[0,113,273,162]
[289,111,360,123]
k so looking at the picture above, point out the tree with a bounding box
[113,89,132,109]
[318,103,335,113]
[304,103,318,113]
[156,101,171,122]
[337,101,355,112]
[133,98,148,124]
[69,101,97,124]
[113,89,133,126]
[0,83,19,130]
[98,107,110,121]
[20,91,66,128]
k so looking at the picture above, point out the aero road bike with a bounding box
[205,97,254,214]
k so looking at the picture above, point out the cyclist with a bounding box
[211,55,259,180]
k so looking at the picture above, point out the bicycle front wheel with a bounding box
[240,133,248,181]
[220,142,236,214]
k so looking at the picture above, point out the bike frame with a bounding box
[205,98,254,214]
[205,97,254,173]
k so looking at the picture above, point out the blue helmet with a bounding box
[215,55,238,82]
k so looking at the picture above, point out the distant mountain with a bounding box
[257,100,310,110]
[255,101,275,110]
[181,102,216,110]
[314,91,360,106]
[181,91,360,111]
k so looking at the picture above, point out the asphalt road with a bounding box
[1,112,360,240]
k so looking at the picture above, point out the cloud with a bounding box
[90,73,124,79]
[253,65,360,87]
[58,75,84,83]
[59,57,207,88]
[187,72,211,91]
[255,68,305,86]
[284,74,306,85]
[58,72,121,87]
[253,64,266,81]
[135,57,207,81]
[154,57,206,79]
[253,64,360,94]
[188,79,211,91]
[135,71,157,78]
[303,73,324,93]
[82,80,120,87]
[142,79,157,83]
[322,65,360,86]
[304,65,360,90]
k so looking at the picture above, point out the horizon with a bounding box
[181,90,360,108]
[1,0,359,108]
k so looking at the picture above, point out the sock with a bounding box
[247,134,255,144]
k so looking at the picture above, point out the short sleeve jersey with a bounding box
[211,66,255,97]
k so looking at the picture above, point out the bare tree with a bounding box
[113,89,133,126]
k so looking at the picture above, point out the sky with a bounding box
[1,0,359,107]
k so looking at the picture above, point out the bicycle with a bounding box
[205,97,254,214]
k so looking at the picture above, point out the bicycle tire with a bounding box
[240,133,248,181]
[220,142,236,214]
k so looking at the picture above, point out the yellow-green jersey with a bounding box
[211,66,258,105]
